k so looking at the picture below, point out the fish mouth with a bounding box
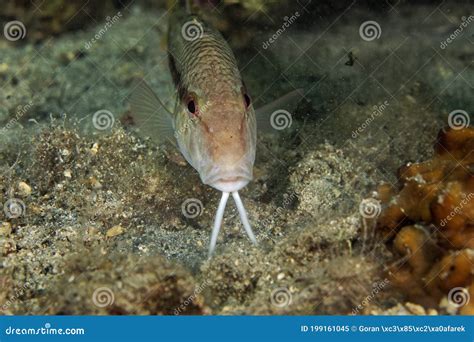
[209,176,250,192]
[202,169,252,192]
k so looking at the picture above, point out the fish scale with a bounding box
[168,14,241,100]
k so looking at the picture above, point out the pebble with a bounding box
[18,181,32,197]
[90,143,99,155]
[0,222,12,236]
[58,51,76,64]
[87,227,99,236]
[88,177,102,189]
[106,225,124,237]
[0,63,8,75]
[405,302,426,315]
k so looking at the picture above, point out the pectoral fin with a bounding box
[256,88,304,133]
[128,78,175,143]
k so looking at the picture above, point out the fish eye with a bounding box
[185,93,199,117]
[187,100,196,114]
[244,93,251,108]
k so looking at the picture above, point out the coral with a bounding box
[377,126,474,314]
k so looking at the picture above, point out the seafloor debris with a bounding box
[377,126,474,314]
[39,247,208,315]
[0,123,391,315]
[289,143,372,223]
[1,0,124,41]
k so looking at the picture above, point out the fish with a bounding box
[129,0,302,257]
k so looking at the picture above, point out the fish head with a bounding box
[175,84,256,192]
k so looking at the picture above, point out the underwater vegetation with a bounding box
[378,127,474,314]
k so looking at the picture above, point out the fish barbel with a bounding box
[130,0,257,257]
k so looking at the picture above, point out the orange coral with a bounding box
[377,126,474,314]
